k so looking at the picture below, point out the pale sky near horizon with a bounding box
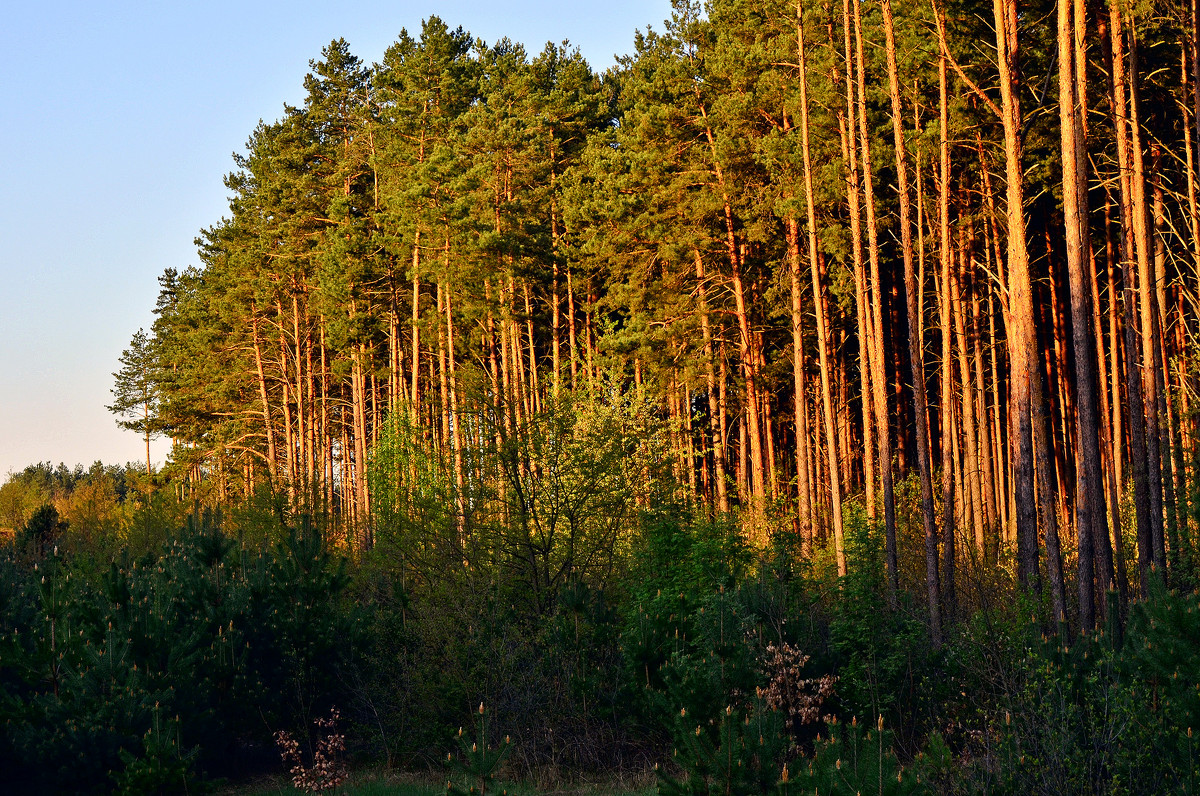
[0,0,673,479]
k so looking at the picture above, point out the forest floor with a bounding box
[222,767,657,796]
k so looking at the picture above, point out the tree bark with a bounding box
[1107,2,1157,592]
[796,1,845,574]
[695,249,730,513]
[882,0,940,640]
[937,32,958,619]
[853,0,899,601]
[994,0,1041,593]
[1058,0,1105,629]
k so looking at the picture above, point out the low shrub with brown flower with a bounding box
[274,708,348,793]
[757,642,836,732]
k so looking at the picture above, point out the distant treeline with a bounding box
[0,463,146,541]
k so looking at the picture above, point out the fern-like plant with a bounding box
[789,715,920,796]
[445,703,511,796]
[657,701,788,796]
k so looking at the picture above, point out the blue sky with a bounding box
[0,0,672,477]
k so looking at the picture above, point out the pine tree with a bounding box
[108,328,163,475]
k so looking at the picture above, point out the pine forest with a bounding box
[4,0,1200,792]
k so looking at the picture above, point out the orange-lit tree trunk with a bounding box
[994,0,1041,594]
[1058,0,1105,628]
[853,0,898,599]
[882,0,940,640]
[796,1,845,574]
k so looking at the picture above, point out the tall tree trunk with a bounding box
[837,0,876,519]
[937,33,958,618]
[759,335,781,500]
[1178,55,1198,562]
[972,260,999,545]
[1128,24,1168,575]
[320,320,332,517]
[796,2,846,574]
[989,290,1010,552]
[411,236,422,407]
[954,246,986,549]
[785,222,814,533]
[1102,193,1128,608]
[437,282,451,447]
[975,141,1012,554]
[445,265,465,544]
[699,97,766,515]
[940,246,958,624]
[1034,298,1068,627]
[1151,152,1180,573]
[523,281,540,416]
[353,342,370,548]
[1059,0,1105,629]
[1092,198,1120,597]
[567,268,579,390]
[853,0,899,600]
[551,174,562,401]
[508,275,528,430]
[277,305,297,502]
[1103,195,1127,501]
[994,0,1041,593]
[251,310,279,487]
[695,249,730,513]
[719,343,733,515]
[882,0,940,640]
[730,262,765,518]
[1107,2,1157,592]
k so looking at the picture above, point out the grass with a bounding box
[215,770,439,796]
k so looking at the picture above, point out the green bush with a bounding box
[784,715,923,796]
[657,700,788,796]
[0,513,360,792]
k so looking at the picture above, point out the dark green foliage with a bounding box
[5,486,1200,795]
[625,512,832,792]
[0,514,360,793]
[10,462,1200,795]
[111,706,197,795]
[348,563,635,773]
[822,511,947,756]
[16,503,68,560]
[1123,580,1200,734]
[620,511,758,733]
[944,583,1200,795]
